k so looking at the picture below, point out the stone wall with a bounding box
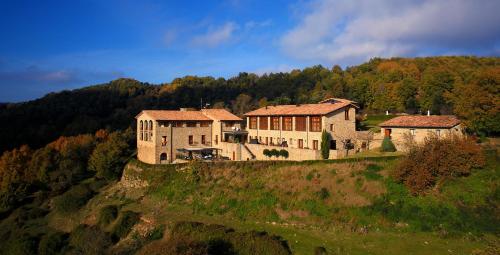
[381,125,464,151]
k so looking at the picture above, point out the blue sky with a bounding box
[1,0,499,102]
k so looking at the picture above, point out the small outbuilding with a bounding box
[379,115,463,150]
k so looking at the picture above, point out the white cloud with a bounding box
[281,0,500,65]
[191,22,239,47]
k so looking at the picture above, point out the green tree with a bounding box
[263,149,272,159]
[380,137,396,152]
[88,131,132,181]
[270,149,279,159]
[320,130,330,159]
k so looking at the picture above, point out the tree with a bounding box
[232,94,253,116]
[88,131,132,181]
[320,130,330,159]
[0,145,34,192]
[380,137,396,152]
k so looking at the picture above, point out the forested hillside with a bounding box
[1,56,498,153]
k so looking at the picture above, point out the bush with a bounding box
[263,149,271,158]
[69,224,112,255]
[393,135,485,194]
[98,205,119,227]
[138,235,209,255]
[363,164,383,180]
[53,184,95,213]
[316,187,330,200]
[167,221,292,255]
[3,233,38,255]
[279,149,289,159]
[38,231,68,255]
[380,137,396,152]
[111,210,140,240]
[270,149,279,158]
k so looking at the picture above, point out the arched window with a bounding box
[149,120,153,140]
[140,120,143,131]
[160,153,167,163]
[140,120,144,141]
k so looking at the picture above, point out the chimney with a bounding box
[427,110,430,116]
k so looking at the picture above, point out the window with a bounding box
[298,139,303,149]
[384,129,392,138]
[188,135,193,145]
[259,136,262,142]
[149,120,153,131]
[283,117,292,131]
[225,121,234,128]
[200,121,210,127]
[186,122,196,127]
[295,116,306,131]
[289,138,293,145]
[271,117,280,130]
[270,137,273,145]
[140,132,143,141]
[259,117,268,130]
[162,136,167,146]
[330,124,334,132]
[215,135,218,145]
[436,129,441,137]
[344,108,350,120]
[140,121,144,131]
[249,117,258,129]
[160,153,167,162]
[310,116,321,132]
[265,137,269,144]
[330,140,336,150]
[201,135,206,144]
[313,140,319,150]
[410,129,416,136]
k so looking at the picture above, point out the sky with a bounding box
[1,0,499,102]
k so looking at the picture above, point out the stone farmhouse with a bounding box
[136,98,361,164]
[244,98,359,160]
[136,108,246,164]
[379,115,463,151]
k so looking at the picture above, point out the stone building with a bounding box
[379,115,463,151]
[135,108,244,164]
[244,98,359,160]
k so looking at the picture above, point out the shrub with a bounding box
[317,187,330,200]
[279,149,289,159]
[53,184,94,213]
[69,225,112,255]
[393,135,485,194]
[320,130,330,159]
[270,149,280,159]
[3,233,38,255]
[138,235,209,255]
[98,205,119,227]
[380,137,396,152]
[38,231,68,255]
[111,210,140,240]
[263,149,272,159]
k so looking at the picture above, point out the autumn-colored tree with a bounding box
[446,68,500,135]
[0,145,33,192]
[393,134,485,194]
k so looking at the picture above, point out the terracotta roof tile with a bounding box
[138,110,211,121]
[201,109,242,121]
[244,99,354,116]
[379,115,461,128]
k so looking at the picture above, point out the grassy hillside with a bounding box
[1,151,497,254]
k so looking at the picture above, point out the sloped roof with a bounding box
[244,98,355,116]
[137,110,211,121]
[201,109,242,121]
[379,115,461,128]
